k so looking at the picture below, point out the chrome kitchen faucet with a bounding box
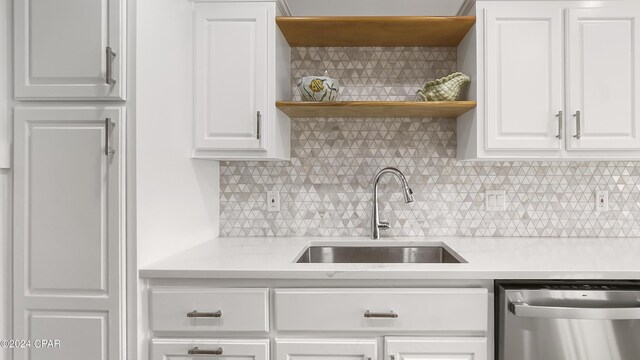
[371,167,414,239]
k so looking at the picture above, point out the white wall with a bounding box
[137,3,220,357]
[0,0,11,358]
[136,0,220,268]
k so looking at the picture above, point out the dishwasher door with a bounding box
[498,284,640,360]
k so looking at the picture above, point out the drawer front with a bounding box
[275,338,378,360]
[385,336,487,360]
[275,288,487,332]
[150,288,269,332]
[151,338,269,360]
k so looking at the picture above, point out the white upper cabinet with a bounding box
[458,0,640,160]
[14,0,124,100]
[566,6,640,151]
[192,2,290,160]
[485,4,563,152]
[194,3,267,152]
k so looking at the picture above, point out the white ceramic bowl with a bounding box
[297,73,339,102]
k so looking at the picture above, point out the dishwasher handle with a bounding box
[509,301,640,320]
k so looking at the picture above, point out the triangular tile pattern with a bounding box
[291,47,457,101]
[219,47,640,237]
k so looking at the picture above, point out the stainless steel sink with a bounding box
[295,244,466,264]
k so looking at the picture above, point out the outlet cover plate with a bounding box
[485,190,505,212]
[595,190,609,212]
[267,190,280,212]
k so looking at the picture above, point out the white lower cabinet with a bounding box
[13,107,125,360]
[151,339,269,360]
[275,339,378,360]
[274,288,487,332]
[149,288,269,332]
[146,287,489,360]
[385,337,487,360]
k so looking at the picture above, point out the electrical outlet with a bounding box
[485,190,505,212]
[267,190,280,212]
[595,190,609,212]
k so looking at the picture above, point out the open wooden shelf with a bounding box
[276,101,477,118]
[276,16,476,47]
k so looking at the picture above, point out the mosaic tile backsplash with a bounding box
[219,47,640,237]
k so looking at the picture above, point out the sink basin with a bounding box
[295,244,466,264]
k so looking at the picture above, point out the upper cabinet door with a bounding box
[14,0,124,100]
[193,3,269,152]
[567,6,640,150]
[484,4,564,151]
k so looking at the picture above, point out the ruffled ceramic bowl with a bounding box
[297,71,339,102]
[417,72,470,101]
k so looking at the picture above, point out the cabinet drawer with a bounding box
[275,338,378,360]
[150,288,269,332]
[151,338,269,360]
[385,336,487,360]
[274,288,487,332]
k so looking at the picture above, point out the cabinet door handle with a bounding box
[555,110,563,139]
[573,110,581,139]
[364,310,398,318]
[106,46,117,85]
[105,118,115,156]
[256,111,261,140]
[188,346,223,355]
[186,310,222,318]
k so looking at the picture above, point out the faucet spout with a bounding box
[371,167,414,239]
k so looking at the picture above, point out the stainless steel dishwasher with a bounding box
[497,281,640,360]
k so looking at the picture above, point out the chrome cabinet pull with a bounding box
[188,346,223,355]
[186,310,222,318]
[573,110,581,139]
[555,110,563,139]
[105,118,115,156]
[364,310,398,318]
[106,46,117,85]
[256,111,261,140]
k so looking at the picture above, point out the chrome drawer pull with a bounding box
[188,346,223,355]
[186,310,222,318]
[364,310,398,318]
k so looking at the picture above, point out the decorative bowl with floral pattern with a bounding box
[297,71,339,102]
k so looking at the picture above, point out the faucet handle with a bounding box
[378,221,390,230]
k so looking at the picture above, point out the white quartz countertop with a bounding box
[139,237,640,280]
